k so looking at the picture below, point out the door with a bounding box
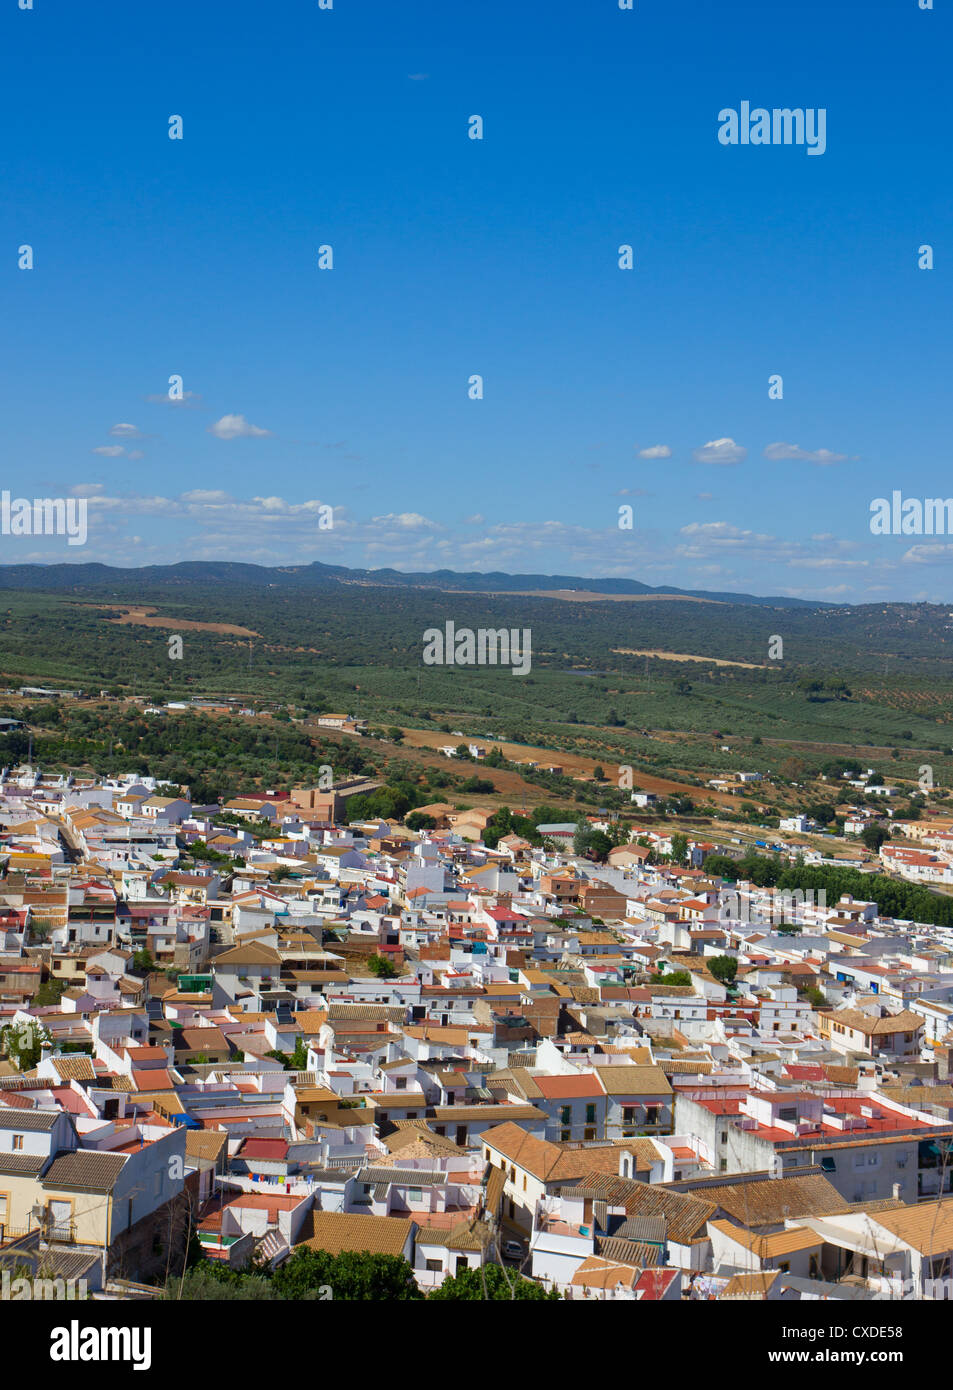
[48,1200,72,1240]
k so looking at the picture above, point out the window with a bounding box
[395,1077,407,1090]
[11,1135,23,1152]
[408,1187,423,1203]
[425,1258,442,1272]
[585,1104,596,1125]
[821,1156,836,1173]
[560,1106,571,1126]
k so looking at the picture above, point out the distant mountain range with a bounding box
[0,560,831,609]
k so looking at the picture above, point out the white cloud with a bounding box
[637,444,672,460]
[181,489,232,504]
[679,522,762,541]
[902,544,953,565]
[795,557,869,569]
[92,445,124,457]
[370,512,442,531]
[145,391,202,407]
[109,423,142,438]
[692,437,746,465]
[763,441,848,466]
[208,413,271,440]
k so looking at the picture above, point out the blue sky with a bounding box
[2,0,950,601]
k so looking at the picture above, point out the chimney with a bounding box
[892,1183,902,1200]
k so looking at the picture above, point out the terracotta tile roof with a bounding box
[42,1149,127,1192]
[570,1255,640,1289]
[593,1065,672,1097]
[700,1174,847,1227]
[719,1270,780,1300]
[0,1107,59,1131]
[709,1219,823,1258]
[534,1073,602,1100]
[829,1007,923,1036]
[295,1209,414,1257]
[48,1055,97,1082]
[872,1197,953,1255]
[213,943,282,966]
[564,1172,717,1244]
[185,1130,228,1164]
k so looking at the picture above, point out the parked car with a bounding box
[501,1239,524,1261]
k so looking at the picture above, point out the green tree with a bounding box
[587,829,613,861]
[707,955,738,985]
[1,1020,52,1070]
[573,818,593,856]
[861,823,890,852]
[272,1248,423,1301]
[165,1265,279,1300]
[428,1265,559,1300]
[368,953,398,979]
[34,977,67,1006]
